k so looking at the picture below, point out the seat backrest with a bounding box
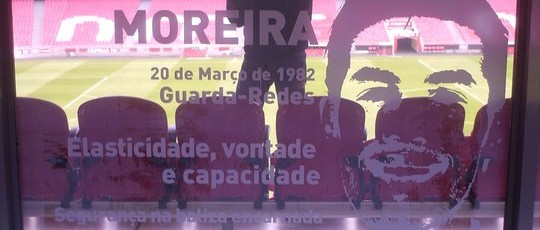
[376,97,465,152]
[470,99,511,201]
[275,97,366,204]
[78,96,168,142]
[77,96,168,201]
[277,97,366,151]
[175,98,266,203]
[369,97,465,202]
[470,98,511,155]
[16,97,71,201]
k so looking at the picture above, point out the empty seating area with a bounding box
[11,0,517,54]
[311,0,337,44]
[502,20,516,44]
[12,0,33,47]
[146,0,225,45]
[16,94,512,216]
[17,96,366,210]
[41,0,139,46]
[355,22,390,46]
[415,18,459,45]
[488,0,517,14]
[457,25,483,45]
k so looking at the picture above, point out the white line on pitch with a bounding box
[418,59,437,72]
[457,85,487,104]
[82,95,98,99]
[63,77,108,110]
[417,59,486,104]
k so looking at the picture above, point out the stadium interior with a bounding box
[11,0,529,229]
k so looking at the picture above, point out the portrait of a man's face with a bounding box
[324,0,509,229]
[347,19,487,205]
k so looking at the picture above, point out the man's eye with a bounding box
[428,87,467,104]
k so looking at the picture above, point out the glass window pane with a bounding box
[12,0,516,229]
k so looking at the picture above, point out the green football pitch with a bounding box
[14,55,514,141]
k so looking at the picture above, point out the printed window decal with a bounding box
[12,0,516,229]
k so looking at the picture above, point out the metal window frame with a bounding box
[0,0,22,229]
[505,0,540,229]
[0,0,539,229]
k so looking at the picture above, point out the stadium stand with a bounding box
[12,0,34,47]
[41,0,139,47]
[488,0,517,14]
[146,0,225,46]
[16,97,77,207]
[457,25,482,46]
[76,96,169,208]
[311,0,337,45]
[11,0,517,55]
[175,98,267,209]
[501,20,516,44]
[415,17,459,45]
[455,0,516,46]
[146,0,183,45]
[355,22,390,46]
[274,97,366,209]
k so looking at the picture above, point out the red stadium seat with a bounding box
[175,98,267,209]
[16,97,77,207]
[274,97,366,209]
[465,99,511,206]
[364,97,464,208]
[76,96,169,208]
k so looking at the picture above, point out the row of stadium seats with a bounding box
[487,0,517,14]
[13,0,337,47]
[16,96,512,211]
[41,0,139,47]
[12,0,514,49]
[12,0,33,47]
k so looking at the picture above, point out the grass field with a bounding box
[14,55,514,141]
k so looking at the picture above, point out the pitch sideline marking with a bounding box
[417,59,486,104]
[63,77,109,110]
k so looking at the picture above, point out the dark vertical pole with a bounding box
[505,0,540,229]
[0,0,22,230]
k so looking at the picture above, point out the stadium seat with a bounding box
[464,99,511,206]
[76,96,169,208]
[274,97,367,209]
[175,97,267,209]
[364,97,464,208]
[16,97,77,207]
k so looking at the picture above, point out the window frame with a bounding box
[1,0,539,229]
